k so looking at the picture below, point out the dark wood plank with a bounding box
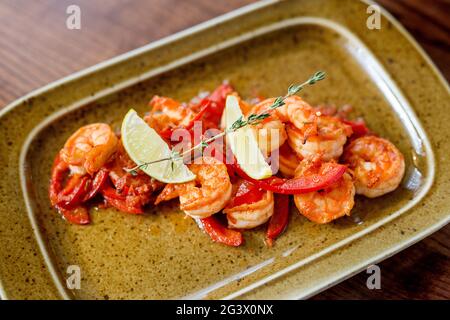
[0,0,256,105]
[376,0,450,79]
[0,0,448,299]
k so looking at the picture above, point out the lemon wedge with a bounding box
[121,109,195,183]
[225,96,273,180]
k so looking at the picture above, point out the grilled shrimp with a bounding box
[293,158,355,224]
[278,143,302,178]
[247,97,297,155]
[273,95,317,129]
[155,157,232,218]
[342,136,405,198]
[287,115,352,161]
[144,96,196,132]
[223,181,274,229]
[252,119,287,157]
[60,123,118,175]
[254,96,352,161]
[250,96,321,156]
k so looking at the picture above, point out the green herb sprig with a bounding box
[125,71,325,176]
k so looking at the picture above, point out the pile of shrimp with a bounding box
[49,82,405,246]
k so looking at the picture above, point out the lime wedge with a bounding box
[121,109,195,183]
[225,96,273,180]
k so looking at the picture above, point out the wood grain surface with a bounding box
[0,0,448,299]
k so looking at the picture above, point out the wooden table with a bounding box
[0,0,448,299]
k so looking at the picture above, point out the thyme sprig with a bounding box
[125,71,325,176]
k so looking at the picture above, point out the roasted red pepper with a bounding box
[233,162,347,194]
[158,127,174,140]
[159,100,212,140]
[185,100,211,131]
[202,83,233,125]
[159,83,232,140]
[57,175,90,209]
[201,216,244,247]
[266,194,290,246]
[229,180,265,207]
[342,119,370,138]
[58,206,90,225]
[49,154,91,224]
[83,168,109,202]
[49,153,69,206]
[101,184,143,214]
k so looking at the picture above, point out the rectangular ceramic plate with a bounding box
[0,0,449,300]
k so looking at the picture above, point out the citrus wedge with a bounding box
[121,109,195,183]
[225,95,273,180]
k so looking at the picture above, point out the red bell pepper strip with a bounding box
[201,216,244,247]
[233,162,347,194]
[202,83,233,125]
[342,119,370,138]
[49,154,91,224]
[83,169,109,202]
[101,185,143,214]
[185,100,211,130]
[159,100,212,140]
[158,83,232,140]
[49,153,69,206]
[228,180,265,208]
[57,175,90,209]
[158,127,174,140]
[58,206,90,225]
[266,194,290,246]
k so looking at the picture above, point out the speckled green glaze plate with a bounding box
[0,0,449,300]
